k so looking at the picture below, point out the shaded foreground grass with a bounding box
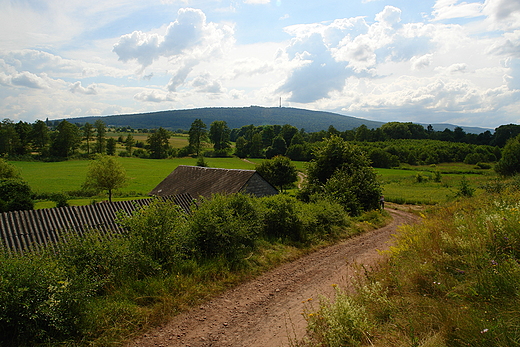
[302,179,520,347]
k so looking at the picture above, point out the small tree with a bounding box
[83,155,128,202]
[255,156,298,192]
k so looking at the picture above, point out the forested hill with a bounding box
[66,106,488,133]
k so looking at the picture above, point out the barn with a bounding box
[149,165,278,199]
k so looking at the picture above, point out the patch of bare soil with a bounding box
[127,209,418,347]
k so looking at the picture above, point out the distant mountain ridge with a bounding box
[66,106,490,134]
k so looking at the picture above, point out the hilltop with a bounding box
[66,106,490,134]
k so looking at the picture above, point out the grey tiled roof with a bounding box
[149,165,277,199]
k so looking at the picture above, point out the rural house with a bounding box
[149,165,278,200]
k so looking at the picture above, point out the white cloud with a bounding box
[432,0,484,21]
[113,8,235,72]
[411,54,433,70]
[70,81,98,95]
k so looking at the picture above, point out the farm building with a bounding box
[149,165,278,200]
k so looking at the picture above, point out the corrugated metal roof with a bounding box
[0,195,195,255]
[149,165,259,199]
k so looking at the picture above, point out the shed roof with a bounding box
[149,165,268,199]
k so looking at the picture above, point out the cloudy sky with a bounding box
[1,0,520,129]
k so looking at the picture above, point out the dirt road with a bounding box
[127,208,418,347]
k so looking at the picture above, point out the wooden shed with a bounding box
[149,165,278,199]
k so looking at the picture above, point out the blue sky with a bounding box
[1,0,520,129]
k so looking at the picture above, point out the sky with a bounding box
[1,0,520,129]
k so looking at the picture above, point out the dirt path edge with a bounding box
[127,208,418,347]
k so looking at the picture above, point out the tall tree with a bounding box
[30,120,50,156]
[14,121,32,155]
[147,127,171,159]
[83,155,128,202]
[83,122,94,154]
[50,120,81,158]
[0,119,20,156]
[94,120,106,154]
[209,120,231,152]
[188,119,208,156]
[106,138,117,155]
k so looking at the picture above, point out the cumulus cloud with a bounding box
[411,54,433,70]
[70,81,98,95]
[4,71,48,89]
[113,8,234,71]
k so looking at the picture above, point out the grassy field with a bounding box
[10,157,256,208]
[376,163,497,204]
[9,157,496,208]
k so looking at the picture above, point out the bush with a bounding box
[117,200,191,268]
[0,179,34,212]
[189,194,262,263]
[260,194,303,241]
[0,253,92,345]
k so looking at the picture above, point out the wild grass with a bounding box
[302,179,520,347]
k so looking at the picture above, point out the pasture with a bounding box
[9,157,496,208]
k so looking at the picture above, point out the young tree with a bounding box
[83,155,128,202]
[255,156,298,192]
[209,120,231,152]
[147,127,171,159]
[188,118,208,156]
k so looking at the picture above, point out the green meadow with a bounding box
[377,163,497,204]
[9,157,257,208]
[9,156,496,209]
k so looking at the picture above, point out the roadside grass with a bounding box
[302,182,520,347]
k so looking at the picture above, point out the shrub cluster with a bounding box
[0,193,350,345]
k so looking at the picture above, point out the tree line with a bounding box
[1,117,520,166]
